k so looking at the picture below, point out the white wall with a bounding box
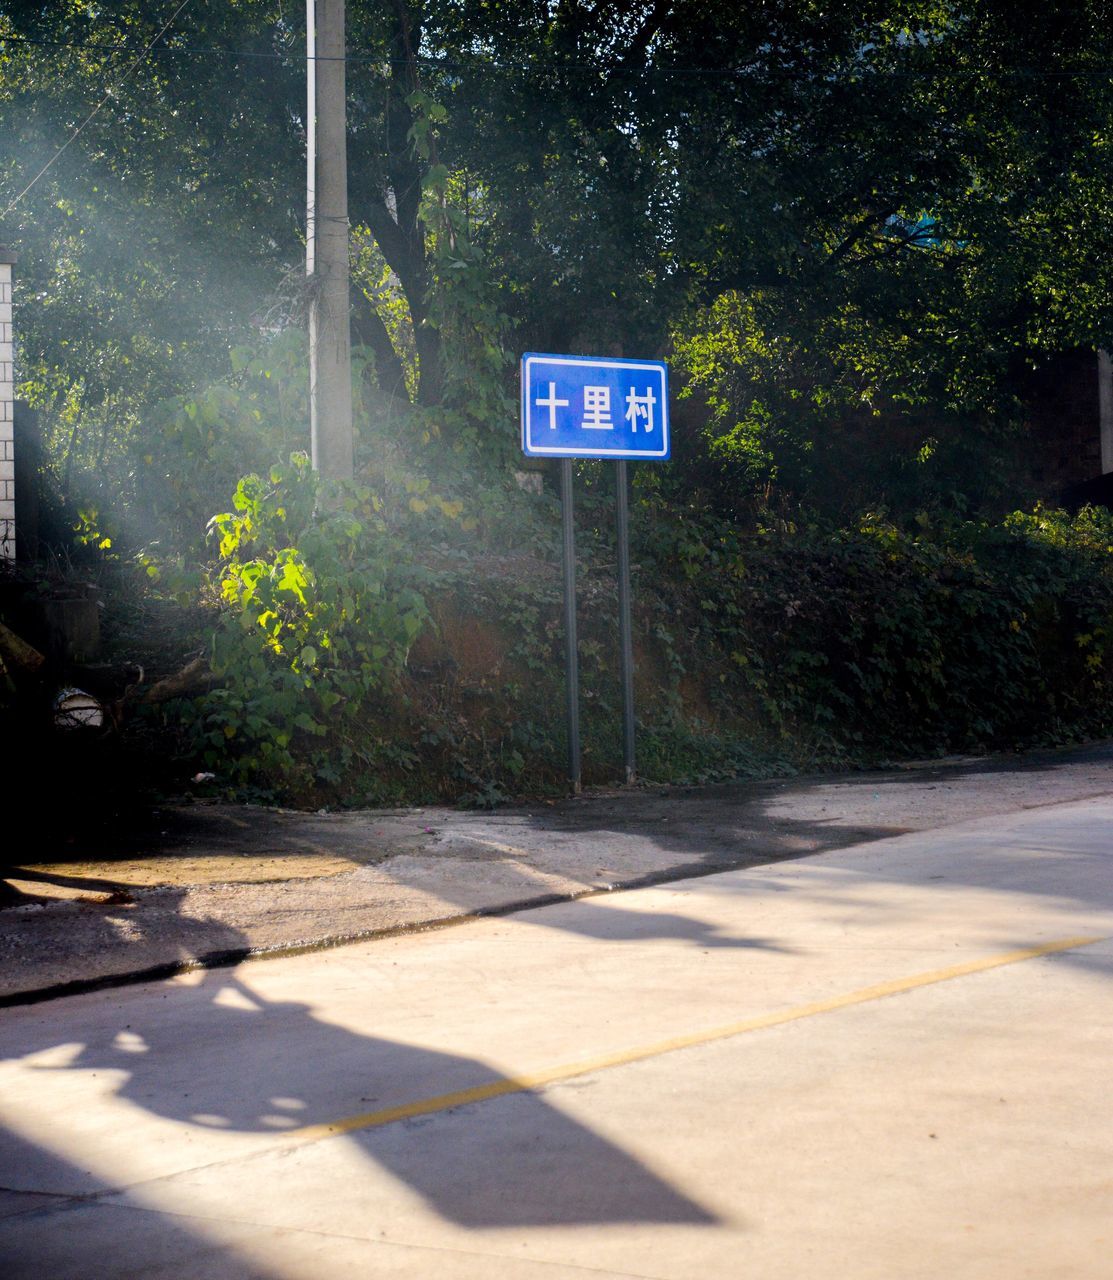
[0,254,14,559]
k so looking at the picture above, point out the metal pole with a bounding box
[615,459,636,784]
[307,0,354,483]
[560,458,582,793]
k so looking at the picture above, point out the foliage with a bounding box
[5,2,1113,510]
[132,332,312,555]
[3,4,1113,803]
[638,500,1113,760]
[179,454,428,800]
[170,463,1113,804]
[0,0,304,507]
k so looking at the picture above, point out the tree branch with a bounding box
[826,206,897,267]
[351,288,409,401]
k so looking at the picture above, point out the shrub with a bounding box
[181,453,429,799]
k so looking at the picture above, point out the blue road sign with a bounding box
[521,353,670,460]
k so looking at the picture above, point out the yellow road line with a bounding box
[288,933,1105,1146]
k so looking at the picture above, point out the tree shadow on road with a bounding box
[1,959,717,1248]
[512,893,796,951]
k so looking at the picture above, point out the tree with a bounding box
[1,1,1111,528]
[0,1,304,507]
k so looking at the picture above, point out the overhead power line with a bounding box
[3,31,1113,77]
[1,32,291,61]
[0,0,195,221]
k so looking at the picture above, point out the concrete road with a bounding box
[1,797,1111,1278]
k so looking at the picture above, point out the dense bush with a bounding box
[641,503,1113,761]
[176,454,430,800]
[166,464,1113,804]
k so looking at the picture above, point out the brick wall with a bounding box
[0,251,14,559]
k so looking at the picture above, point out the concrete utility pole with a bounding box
[306,0,354,481]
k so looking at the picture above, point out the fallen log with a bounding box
[0,621,46,673]
[142,656,219,704]
[112,655,220,723]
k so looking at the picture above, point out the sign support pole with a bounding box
[615,460,636,784]
[560,458,582,794]
[522,353,668,792]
